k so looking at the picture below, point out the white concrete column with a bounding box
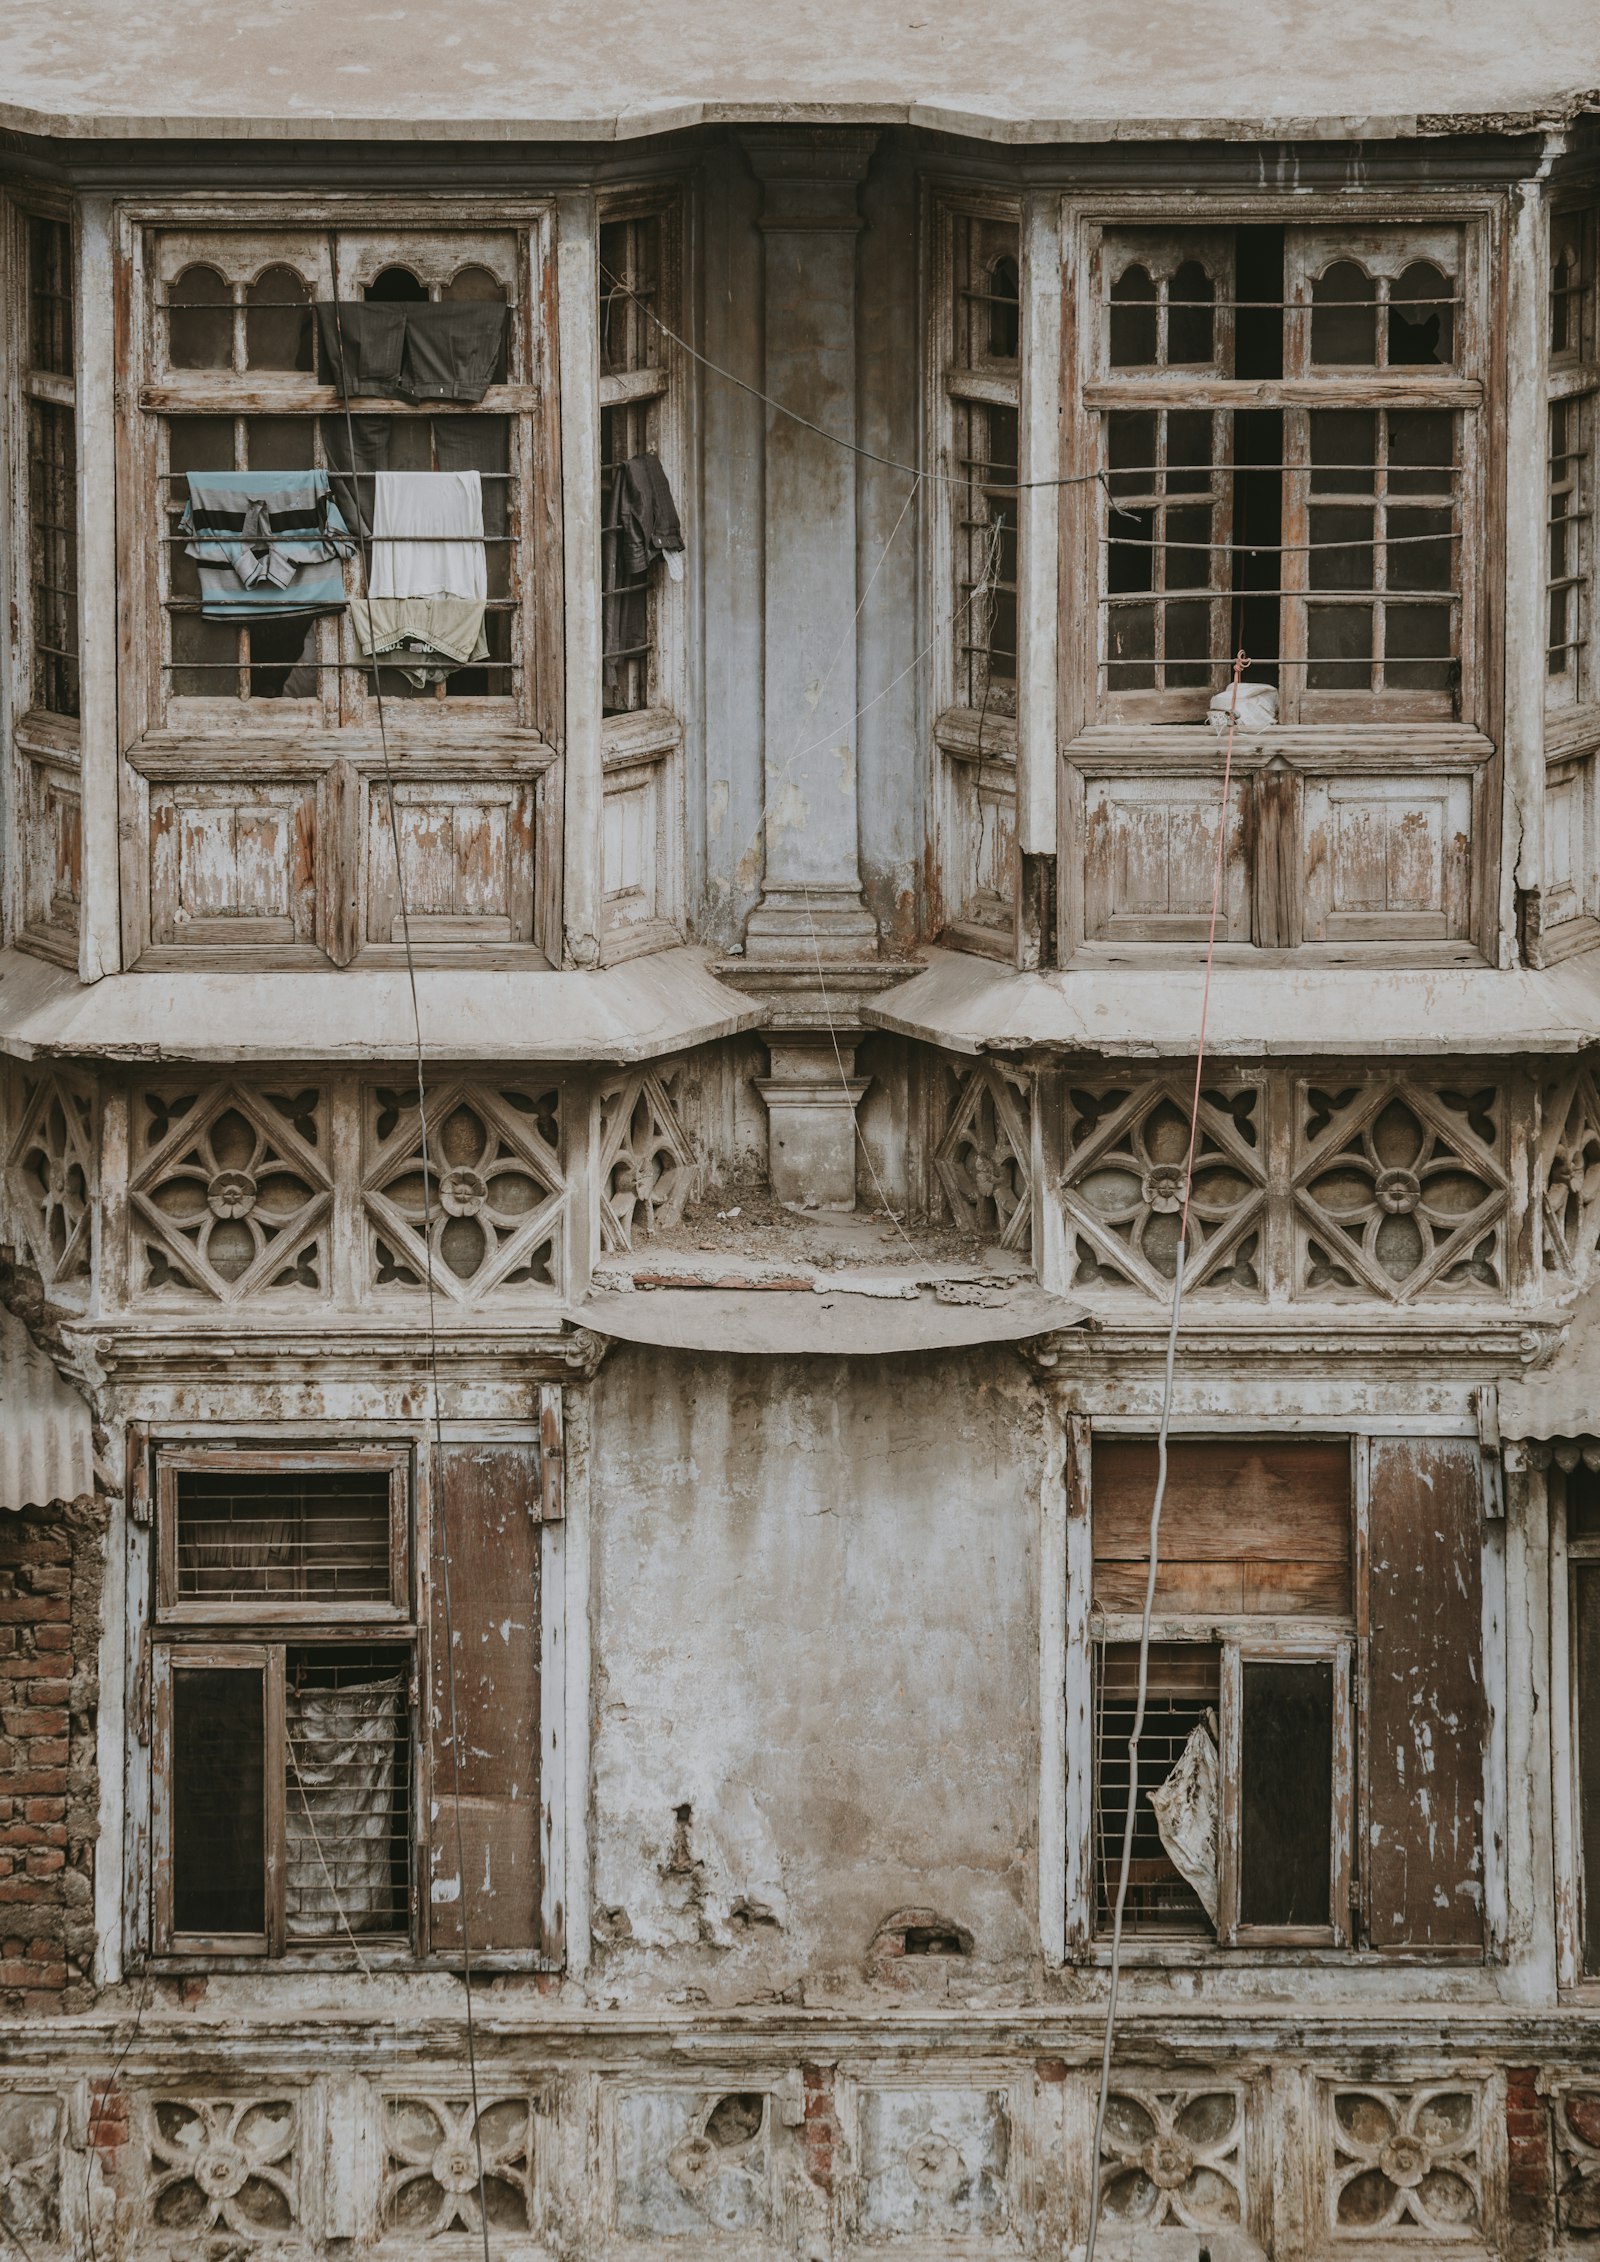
[1017,189,1062,864]
[740,130,880,966]
[76,193,121,980]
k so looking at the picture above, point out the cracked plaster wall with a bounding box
[587,1346,1043,1998]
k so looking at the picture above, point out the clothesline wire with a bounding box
[1083,649,1244,2262]
[328,271,495,2262]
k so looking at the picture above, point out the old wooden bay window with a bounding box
[117,208,561,968]
[1069,1435,1489,1957]
[9,202,83,965]
[1543,199,1600,954]
[1058,204,1496,964]
[144,1436,555,1965]
[932,196,1023,950]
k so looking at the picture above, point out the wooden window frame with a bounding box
[129,1415,568,1975]
[1553,1453,1600,1988]
[6,192,83,970]
[929,187,1023,959]
[597,184,687,960]
[152,1640,285,1957]
[1546,200,1599,722]
[153,1444,410,1626]
[112,197,564,972]
[1055,191,1503,970]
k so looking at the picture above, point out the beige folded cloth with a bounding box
[350,594,489,687]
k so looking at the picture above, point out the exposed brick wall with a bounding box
[0,1495,102,2013]
[1506,2065,1553,2235]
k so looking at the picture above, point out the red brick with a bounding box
[5,1771,67,1797]
[2,1709,67,1737]
[30,1627,70,1651]
[22,1799,64,1824]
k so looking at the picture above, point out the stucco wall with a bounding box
[588,1346,1043,1995]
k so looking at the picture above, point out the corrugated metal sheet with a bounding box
[0,1306,93,1511]
[1500,1284,1600,1443]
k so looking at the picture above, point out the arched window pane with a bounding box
[244,265,313,371]
[987,254,1020,360]
[169,265,233,370]
[1109,264,1158,368]
[365,266,428,303]
[1167,258,1215,366]
[1310,261,1377,366]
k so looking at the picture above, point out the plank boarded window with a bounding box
[1085,220,1475,724]
[148,1435,553,1964]
[24,216,79,718]
[1091,1438,1357,1946]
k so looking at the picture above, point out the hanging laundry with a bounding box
[350,469,488,688]
[181,470,354,620]
[316,300,506,406]
[603,451,684,702]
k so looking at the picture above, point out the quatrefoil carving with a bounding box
[131,1086,330,1301]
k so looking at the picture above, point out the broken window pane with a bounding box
[1239,1659,1334,1927]
[172,1665,266,1936]
[1096,1643,1220,1936]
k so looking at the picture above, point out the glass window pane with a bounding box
[1167,259,1215,366]
[1240,1659,1333,1927]
[169,266,234,370]
[1310,262,1378,365]
[1109,264,1158,368]
[1384,603,1454,691]
[1309,505,1375,592]
[244,266,313,372]
[28,216,74,377]
[172,1665,265,1935]
[1306,602,1374,689]
[1389,261,1454,367]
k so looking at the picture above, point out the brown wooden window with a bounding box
[1084,1435,1486,1955]
[1548,205,1598,710]
[148,1438,553,1965]
[23,215,79,719]
[1565,1463,1600,1976]
[1085,220,1476,724]
[943,210,1021,718]
[599,210,671,717]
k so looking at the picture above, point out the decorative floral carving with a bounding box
[5,1072,93,1294]
[131,1086,329,1301]
[1097,2086,1245,2232]
[381,2095,538,2237]
[1327,2085,1483,2238]
[936,1065,1032,1251]
[1063,1080,1263,1296]
[854,2086,1011,2241]
[1295,1081,1507,1302]
[146,2097,298,2236]
[1540,1070,1600,1285]
[613,2088,773,2239]
[1555,2086,1600,2230]
[363,1082,564,1300]
[0,2094,61,2244]
[598,1066,697,1251]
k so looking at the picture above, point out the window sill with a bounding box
[126,725,554,774]
[1066,722,1494,770]
[603,706,682,770]
[138,1950,562,1976]
[1068,1943,1486,1969]
[13,709,81,759]
[1546,701,1600,762]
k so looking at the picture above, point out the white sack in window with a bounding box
[1149,1718,1220,1923]
[285,1675,403,1936]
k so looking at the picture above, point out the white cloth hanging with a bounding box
[369,470,486,602]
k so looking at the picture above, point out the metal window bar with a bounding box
[27,398,80,717]
[284,1644,411,1943]
[955,399,1019,710]
[28,215,74,378]
[1550,393,1594,685]
[599,216,662,378]
[1094,1641,1220,1937]
[175,1468,392,1604]
[600,395,658,714]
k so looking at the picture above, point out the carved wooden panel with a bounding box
[598,1065,697,1251]
[1322,2081,1488,2242]
[381,2094,539,2237]
[130,1084,331,1302]
[17,750,81,959]
[603,767,661,937]
[5,1069,94,1297]
[1543,753,1595,932]
[611,2088,776,2241]
[1293,1077,1508,1302]
[366,778,537,949]
[943,748,1017,940]
[935,1063,1033,1253]
[1554,2085,1600,2231]
[142,2095,301,2238]
[1080,774,1251,943]
[1096,2083,1249,2237]
[1301,773,1472,943]
[1541,1067,1600,1287]
[361,1080,564,1300]
[149,780,319,952]
[1062,1076,1264,1295]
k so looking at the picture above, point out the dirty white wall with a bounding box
[588,1346,1044,1995]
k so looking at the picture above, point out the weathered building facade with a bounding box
[2,6,1600,2255]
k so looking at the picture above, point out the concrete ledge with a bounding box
[0,946,762,1065]
[567,1277,1084,1353]
[864,946,1600,1060]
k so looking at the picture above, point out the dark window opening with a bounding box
[27,399,80,718]
[1239,1660,1334,1926]
[1095,1643,1220,1937]
[172,1665,266,1937]
[366,266,429,302]
[28,216,74,377]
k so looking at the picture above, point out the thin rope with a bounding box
[328,267,493,2262]
[1083,647,1245,2262]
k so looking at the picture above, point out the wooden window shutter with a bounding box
[429,1442,541,1953]
[1362,1437,1486,1951]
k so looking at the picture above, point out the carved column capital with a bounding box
[739,129,880,230]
